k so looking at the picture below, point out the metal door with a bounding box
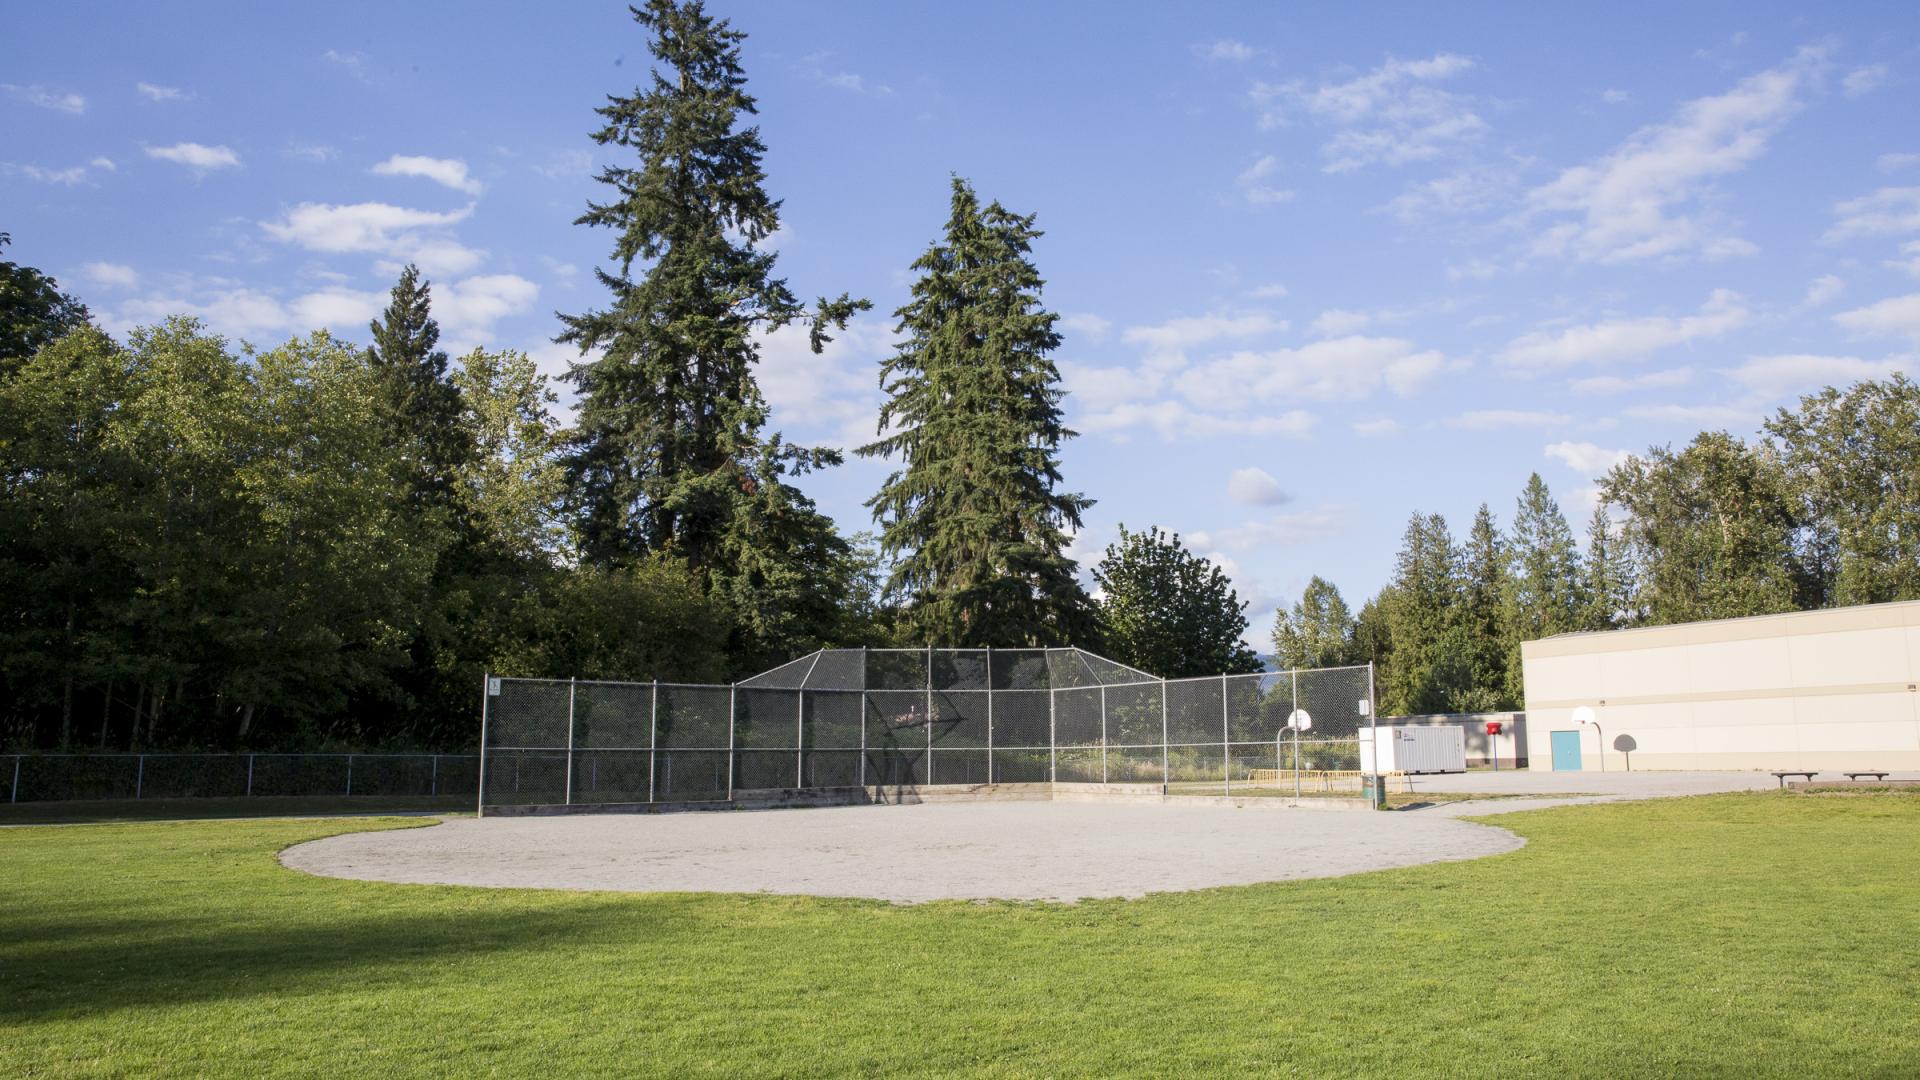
[1550,730,1583,772]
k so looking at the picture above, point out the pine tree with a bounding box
[1376,512,1467,715]
[367,264,469,509]
[555,1,866,660]
[1457,503,1513,711]
[1503,474,1581,698]
[858,177,1094,646]
[1581,503,1633,631]
[1272,576,1359,670]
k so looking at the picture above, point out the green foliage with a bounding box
[859,177,1094,646]
[1581,504,1633,631]
[1093,525,1260,677]
[0,232,91,376]
[367,264,471,511]
[1501,476,1580,700]
[1373,512,1467,715]
[1764,375,1920,605]
[1455,504,1514,711]
[492,557,731,683]
[1271,575,1359,670]
[1601,431,1810,624]
[556,0,867,669]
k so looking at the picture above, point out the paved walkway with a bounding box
[1399,768,1915,817]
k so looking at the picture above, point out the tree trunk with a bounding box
[98,680,113,749]
[130,682,146,751]
[60,675,73,749]
[238,702,256,740]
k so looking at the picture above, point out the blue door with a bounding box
[1550,730,1583,772]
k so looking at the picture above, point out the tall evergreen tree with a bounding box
[1581,503,1634,632]
[367,264,469,509]
[1376,512,1468,715]
[1272,575,1359,670]
[555,0,866,662]
[1094,526,1260,677]
[1502,474,1581,698]
[858,177,1094,646]
[1456,503,1513,711]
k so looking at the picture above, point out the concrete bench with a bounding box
[1844,771,1890,782]
[1771,770,1818,788]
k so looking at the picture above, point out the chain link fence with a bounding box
[481,648,1378,811]
[3,753,479,804]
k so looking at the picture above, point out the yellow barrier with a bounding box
[1243,769,1411,794]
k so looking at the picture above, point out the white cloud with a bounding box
[1499,290,1750,370]
[3,162,91,185]
[1842,64,1889,98]
[1600,89,1631,105]
[1352,417,1400,436]
[1545,440,1630,476]
[1447,258,1501,281]
[80,262,139,288]
[114,282,381,342]
[1894,241,1920,279]
[1060,312,1112,343]
[1569,367,1694,394]
[287,286,388,330]
[322,49,370,81]
[146,142,241,170]
[136,82,188,102]
[1226,467,1290,506]
[1447,409,1573,430]
[1624,401,1755,426]
[285,142,337,162]
[1523,46,1827,263]
[1251,53,1485,172]
[435,274,539,341]
[1724,353,1905,396]
[1196,39,1256,63]
[1234,155,1294,205]
[1382,167,1511,224]
[1880,153,1920,173]
[1246,283,1289,299]
[372,154,483,195]
[1834,293,1920,340]
[1825,187,1920,242]
[1804,274,1846,307]
[1178,335,1446,408]
[1076,399,1315,441]
[1121,311,1287,352]
[90,156,115,171]
[261,201,480,274]
[1309,309,1371,337]
[3,84,86,114]
[823,72,893,96]
[1188,506,1347,552]
[755,318,896,451]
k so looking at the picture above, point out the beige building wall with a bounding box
[1522,601,1920,771]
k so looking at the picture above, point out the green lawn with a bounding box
[0,795,474,825]
[2,793,1915,1077]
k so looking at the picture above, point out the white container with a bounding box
[1359,725,1467,774]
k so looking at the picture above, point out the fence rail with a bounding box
[481,649,1378,811]
[3,753,480,804]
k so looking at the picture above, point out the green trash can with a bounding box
[1361,774,1389,810]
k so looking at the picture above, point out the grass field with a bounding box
[3,793,1916,1077]
[0,795,474,825]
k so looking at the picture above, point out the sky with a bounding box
[6,1,1920,646]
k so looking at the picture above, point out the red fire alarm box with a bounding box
[1485,721,1503,735]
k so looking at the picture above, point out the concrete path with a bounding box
[282,801,1524,904]
[1397,768,1914,817]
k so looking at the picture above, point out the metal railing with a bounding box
[480,648,1378,812]
[3,752,480,804]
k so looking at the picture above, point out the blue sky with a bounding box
[6,2,1919,644]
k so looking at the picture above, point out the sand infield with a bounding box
[281,800,1525,903]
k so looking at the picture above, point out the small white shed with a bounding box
[1359,725,1467,774]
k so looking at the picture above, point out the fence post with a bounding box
[858,647,868,792]
[9,755,18,803]
[726,683,736,802]
[1221,674,1231,797]
[925,647,935,787]
[1099,684,1108,784]
[648,680,658,804]
[1048,686,1057,783]
[1292,667,1302,802]
[565,677,576,806]
[430,754,438,797]
[246,753,255,797]
[346,754,354,797]
[477,671,491,817]
[1366,661,1379,787]
[985,646,994,786]
[1160,679,1170,791]
[136,754,144,799]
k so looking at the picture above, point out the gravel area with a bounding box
[281,801,1525,903]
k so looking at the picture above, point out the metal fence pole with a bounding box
[430,754,438,797]
[648,680,658,804]
[1292,668,1302,802]
[1367,661,1378,782]
[477,672,491,817]
[135,754,144,799]
[726,683,736,802]
[1048,686,1058,783]
[564,677,576,806]
[346,754,354,797]
[1099,684,1108,784]
[796,689,806,789]
[246,753,255,797]
[1221,674,1231,797]
[858,646,868,792]
[1160,680,1170,790]
[9,755,19,803]
[985,646,994,786]
[925,648,936,786]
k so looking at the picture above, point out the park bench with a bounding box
[1771,770,1817,788]
[1843,771,1890,782]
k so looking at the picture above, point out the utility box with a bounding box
[1359,725,1467,774]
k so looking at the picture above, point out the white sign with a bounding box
[1286,709,1313,732]
[487,677,502,697]
[1357,699,1371,716]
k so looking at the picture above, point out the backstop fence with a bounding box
[4,752,480,804]
[480,648,1377,812]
